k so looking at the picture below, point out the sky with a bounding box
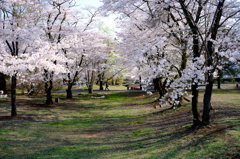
[74,0,116,30]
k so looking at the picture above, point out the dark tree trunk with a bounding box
[0,73,7,94]
[202,0,224,124]
[177,48,187,107]
[99,80,103,90]
[66,72,73,99]
[191,35,201,126]
[217,69,221,89]
[179,0,203,126]
[202,74,213,124]
[139,76,142,90]
[98,72,104,90]
[66,85,73,99]
[217,76,221,89]
[157,78,166,98]
[45,80,53,104]
[11,75,17,117]
[88,70,95,94]
[88,87,93,94]
[153,78,158,91]
[192,83,201,125]
[6,40,19,117]
[44,70,53,105]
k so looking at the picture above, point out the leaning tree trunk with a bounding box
[11,75,17,117]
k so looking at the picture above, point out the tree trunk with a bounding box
[46,90,53,104]
[217,76,221,89]
[202,0,224,124]
[206,0,224,123]
[153,78,158,91]
[192,83,201,125]
[179,0,203,126]
[139,76,142,90]
[88,70,95,94]
[202,74,213,124]
[11,75,17,117]
[191,35,201,126]
[66,85,73,99]
[157,78,166,98]
[88,87,93,94]
[44,70,53,105]
[217,69,221,89]
[45,80,53,105]
[0,73,7,94]
[177,48,187,107]
[99,80,103,90]
[28,83,34,95]
[46,82,53,104]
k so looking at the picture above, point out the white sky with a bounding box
[74,0,116,30]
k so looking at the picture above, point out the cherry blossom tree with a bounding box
[35,0,79,103]
[101,0,240,126]
[0,0,48,116]
[60,6,112,98]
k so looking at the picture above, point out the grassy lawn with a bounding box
[0,89,239,158]
[60,84,127,91]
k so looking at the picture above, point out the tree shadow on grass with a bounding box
[0,128,189,159]
[3,120,238,159]
[0,91,240,158]
[0,113,239,159]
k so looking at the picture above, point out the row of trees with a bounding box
[1,0,240,127]
[101,0,240,126]
[0,0,120,116]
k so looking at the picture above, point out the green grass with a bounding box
[0,89,239,158]
[61,84,127,91]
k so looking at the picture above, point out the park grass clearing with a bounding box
[59,84,127,92]
[0,89,240,158]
